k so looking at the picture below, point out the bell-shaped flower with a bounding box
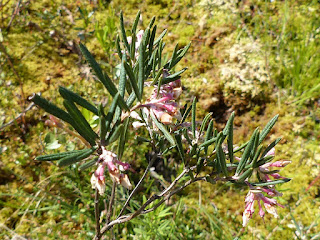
[91,147,132,195]
[91,164,106,195]
[242,189,284,227]
[257,148,291,182]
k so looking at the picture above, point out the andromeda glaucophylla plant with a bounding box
[29,11,291,240]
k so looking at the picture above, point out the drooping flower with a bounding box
[258,148,291,182]
[91,147,132,195]
[132,70,183,128]
[242,189,284,227]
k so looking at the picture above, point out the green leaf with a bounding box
[115,35,122,60]
[182,128,192,145]
[199,136,217,149]
[161,68,187,85]
[147,16,156,29]
[164,42,191,69]
[105,93,120,134]
[63,100,98,145]
[174,134,185,162]
[199,113,212,140]
[131,10,141,34]
[126,92,136,108]
[79,43,129,111]
[249,129,260,163]
[236,128,258,175]
[150,111,175,146]
[191,97,197,138]
[123,61,141,101]
[153,29,167,46]
[148,25,157,57]
[222,112,234,136]
[36,149,90,161]
[204,119,214,155]
[138,28,150,97]
[168,44,179,70]
[226,113,234,163]
[99,104,107,144]
[106,122,122,145]
[29,94,73,125]
[78,157,98,171]
[120,11,130,55]
[261,138,281,158]
[118,117,129,159]
[180,104,192,124]
[236,168,253,182]
[216,140,228,177]
[251,145,263,167]
[59,86,98,116]
[259,115,279,144]
[251,178,291,187]
[57,147,96,167]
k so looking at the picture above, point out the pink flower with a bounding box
[91,164,106,195]
[242,189,284,227]
[258,148,291,182]
[136,70,182,125]
[91,147,132,195]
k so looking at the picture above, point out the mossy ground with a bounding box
[1,0,320,239]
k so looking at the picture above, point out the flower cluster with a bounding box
[242,189,284,227]
[132,70,182,128]
[91,147,132,195]
[242,148,291,226]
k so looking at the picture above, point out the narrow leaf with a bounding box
[216,140,228,176]
[150,111,175,145]
[63,100,98,142]
[259,115,279,144]
[58,147,96,167]
[79,157,98,171]
[29,94,73,125]
[120,11,130,55]
[174,134,185,162]
[261,138,281,158]
[59,87,98,115]
[131,10,141,34]
[199,113,212,139]
[118,117,129,159]
[105,93,120,133]
[236,128,258,175]
[192,97,197,138]
[153,29,167,46]
[204,120,214,155]
[251,178,291,187]
[36,149,90,161]
[180,104,192,124]
[123,62,141,101]
[161,68,187,85]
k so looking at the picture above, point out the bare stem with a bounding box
[94,189,100,240]
[100,175,209,235]
[118,152,157,217]
[107,182,116,224]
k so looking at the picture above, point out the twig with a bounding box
[94,189,100,240]
[0,41,25,108]
[99,175,208,235]
[0,102,35,131]
[6,0,22,31]
[117,152,157,217]
[106,181,116,224]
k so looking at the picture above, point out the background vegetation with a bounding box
[1,0,320,239]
